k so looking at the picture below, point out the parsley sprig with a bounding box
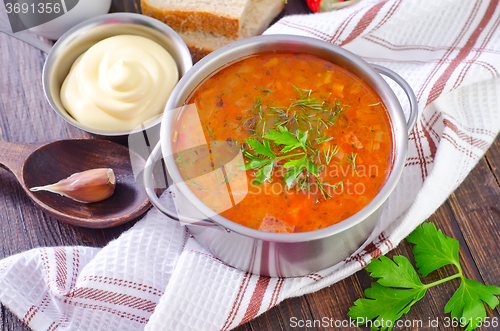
[236,84,348,198]
[244,125,319,188]
[348,223,500,330]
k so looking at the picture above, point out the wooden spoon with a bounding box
[0,139,151,228]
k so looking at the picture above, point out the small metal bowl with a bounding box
[42,13,192,137]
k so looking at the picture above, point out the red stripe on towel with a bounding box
[239,276,272,325]
[221,272,252,331]
[67,287,157,313]
[341,1,389,45]
[427,0,499,106]
[53,248,67,291]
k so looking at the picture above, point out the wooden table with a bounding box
[1,1,499,330]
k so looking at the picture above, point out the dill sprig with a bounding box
[323,145,339,165]
[233,114,253,130]
[206,126,216,143]
[345,152,358,173]
[315,134,334,144]
[322,179,344,194]
[175,149,196,170]
[230,84,351,200]
[186,175,209,191]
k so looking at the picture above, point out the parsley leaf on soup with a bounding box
[243,126,319,187]
[245,139,275,158]
[253,162,274,185]
[264,125,303,152]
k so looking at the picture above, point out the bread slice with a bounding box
[141,0,251,38]
[177,30,235,63]
[173,0,285,62]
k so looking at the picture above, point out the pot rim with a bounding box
[161,34,409,243]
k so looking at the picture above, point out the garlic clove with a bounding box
[30,168,116,203]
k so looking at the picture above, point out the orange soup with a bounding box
[172,52,394,233]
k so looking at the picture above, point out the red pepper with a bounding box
[305,0,351,13]
[306,0,321,12]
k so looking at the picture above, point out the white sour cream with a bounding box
[60,34,178,132]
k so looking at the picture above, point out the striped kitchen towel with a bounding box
[1,0,500,330]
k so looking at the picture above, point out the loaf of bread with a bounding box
[141,0,251,38]
[141,0,285,62]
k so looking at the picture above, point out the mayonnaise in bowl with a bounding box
[60,34,178,132]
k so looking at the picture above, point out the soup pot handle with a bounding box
[371,64,419,135]
[144,141,226,229]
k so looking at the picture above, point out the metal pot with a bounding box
[144,35,417,277]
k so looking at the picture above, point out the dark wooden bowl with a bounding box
[0,139,151,228]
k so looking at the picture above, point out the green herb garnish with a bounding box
[185,175,208,191]
[323,145,339,165]
[206,126,216,144]
[233,114,253,131]
[315,133,334,145]
[236,84,349,197]
[244,126,313,187]
[322,179,343,193]
[345,152,358,173]
[255,87,275,95]
[348,223,500,330]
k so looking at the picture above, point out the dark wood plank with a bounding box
[424,201,499,331]
[2,0,500,330]
[244,296,317,330]
[485,136,500,190]
[110,0,141,13]
[447,154,500,315]
[0,34,138,247]
[0,3,141,329]
[303,271,371,325]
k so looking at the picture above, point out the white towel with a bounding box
[1,0,500,330]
